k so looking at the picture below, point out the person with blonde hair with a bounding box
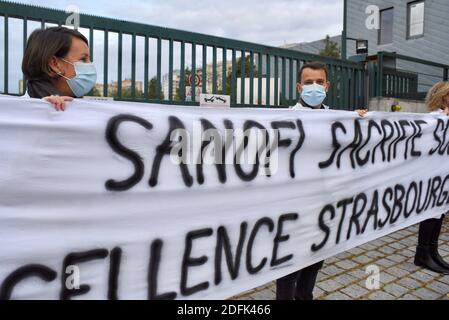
[426,81,449,114]
[414,81,449,274]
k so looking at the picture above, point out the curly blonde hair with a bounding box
[426,81,449,112]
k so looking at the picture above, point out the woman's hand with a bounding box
[355,108,368,118]
[42,95,73,111]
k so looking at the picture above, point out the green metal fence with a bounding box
[0,1,365,110]
[370,51,449,101]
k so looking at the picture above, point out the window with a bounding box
[378,7,394,45]
[408,1,425,39]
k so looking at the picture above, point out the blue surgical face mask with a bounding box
[300,83,327,107]
[59,58,97,97]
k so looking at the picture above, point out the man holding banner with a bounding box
[276,62,330,300]
[276,62,369,300]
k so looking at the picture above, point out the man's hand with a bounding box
[355,108,368,118]
[42,95,74,111]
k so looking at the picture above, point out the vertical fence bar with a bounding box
[335,65,340,109]
[191,44,196,102]
[389,75,393,96]
[180,41,185,101]
[281,57,286,106]
[202,44,207,94]
[156,37,162,100]
[41,19,44,29]
[389,75,396,94]
[168,39,173,101]
[352,68,357,109]
[295,60,300,103]
[131,33,136,99]
[333,65,339,107]
[348,68,353,109]
[274,57,279,106]
[335,65,341,109]
[22,17,27,95]
[22,17,27,51]
[249,51,254,105]
[258,53,263,106]
[377,52,384,97]
[400,76,404,96]
[392,75,395,96]
[395,75,400,97]
[144,36,149,100]
[389,74,393,97]
[89,27,94,62]
[343,67,349,109]
[231,49,236,105]
[444,68,449,82]
[361,68,365,107]
[117,32,123,98]
[356,69,361,107]
[328,64,334,107]
[266,54,271,107]
[391,73,396,98]
[337,65,342,109]
[4,15,8,94]
[103,30,109,97]
[212,46,217,94]
[240,50,245,105]
[222,48,227,95]
[288,58,293,105]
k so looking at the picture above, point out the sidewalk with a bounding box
[233,217,449,300]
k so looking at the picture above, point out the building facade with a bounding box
[344,0,449,64]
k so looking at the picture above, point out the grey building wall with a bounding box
[345,0,449,64]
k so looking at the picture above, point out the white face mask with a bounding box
[300,83,327,107]
[59,58,97,97]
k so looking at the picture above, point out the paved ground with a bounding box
[233,217,449,300]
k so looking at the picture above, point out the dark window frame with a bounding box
[378,6,394,45]
[407,0,425,40]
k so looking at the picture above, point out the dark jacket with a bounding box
[26,79,61,98]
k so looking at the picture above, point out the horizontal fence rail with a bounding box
[0,1,364,110]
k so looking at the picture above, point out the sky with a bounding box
[0,0,344,93]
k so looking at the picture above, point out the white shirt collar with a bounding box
[291,101,329,110]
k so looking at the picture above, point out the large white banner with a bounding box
[0,95,448,300]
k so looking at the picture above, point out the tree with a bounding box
[90,85,102,97]
[319,35,341,58]
[175,67,192,101]
[148,76,164,100]
[120,87,143,99]
[109,86,143,99]
[225,55,258,95]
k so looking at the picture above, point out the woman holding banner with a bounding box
[22,27,97,111]
[414,81,449,274]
